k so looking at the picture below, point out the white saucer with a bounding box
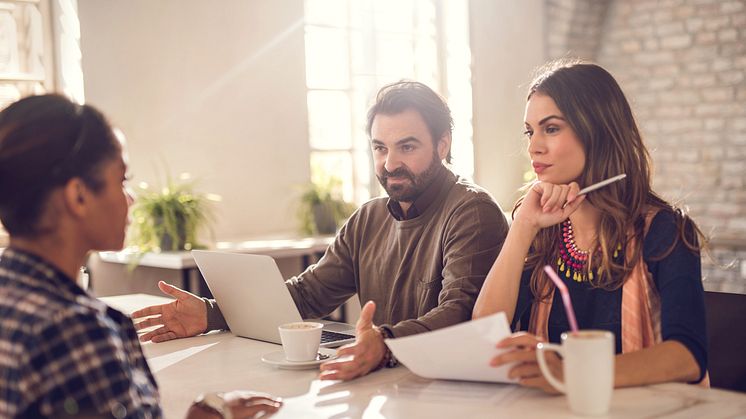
[261,347,338,370]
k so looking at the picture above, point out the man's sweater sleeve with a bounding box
[285,215,358,319]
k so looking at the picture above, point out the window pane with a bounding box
[353,148,373,202]
[443,0,474,179]
[304,0,348,27]
[375,34,415,78]
[413,38,439,88]
[311,151,354,202]
[0,84,20,109]
[305,26,350,89]
[413,1,439,87]
[307,90,352,150]
[348,0,370,31]
[349,29,368,76]
[351,82,374,136]
[373,0,414,33]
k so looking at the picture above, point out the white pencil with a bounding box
[561,174,626,209]
[577,173,627,196]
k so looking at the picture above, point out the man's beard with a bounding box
[377,153,442,203]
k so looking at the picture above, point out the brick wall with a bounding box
[545,0,746,292]
[545,0,611,59]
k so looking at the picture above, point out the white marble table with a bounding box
[103,294,746,419]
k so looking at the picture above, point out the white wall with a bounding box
[78,0,310,241]
[469,0,546,210]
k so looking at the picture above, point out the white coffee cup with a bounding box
[278,321,323,362]
[536,330,614,416]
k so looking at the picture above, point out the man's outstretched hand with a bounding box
[131,281,209,343]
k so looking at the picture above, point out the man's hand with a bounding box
[131,281,208,343]
[318,301,387,381]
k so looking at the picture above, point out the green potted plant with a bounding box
[128,174,217,252]
[297,175,355,235]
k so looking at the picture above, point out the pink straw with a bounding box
[543,265,579,334]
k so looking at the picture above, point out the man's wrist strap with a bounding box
[375,326,398,369]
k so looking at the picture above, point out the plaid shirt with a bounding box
[0,248,161,418]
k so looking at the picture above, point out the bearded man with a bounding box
[132,81,509,381]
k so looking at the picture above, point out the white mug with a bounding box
[278,322,323,362]
[536,330,614,416]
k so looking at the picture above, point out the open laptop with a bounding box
[192,250,356,347]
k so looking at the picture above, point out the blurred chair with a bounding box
[705,290,746,392]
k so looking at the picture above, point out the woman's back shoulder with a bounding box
[0,260,107,347]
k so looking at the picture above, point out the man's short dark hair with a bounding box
[366,81,453,163]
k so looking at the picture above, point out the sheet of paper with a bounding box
[385,312,518,383]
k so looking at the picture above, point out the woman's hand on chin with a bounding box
[514,181,585,230]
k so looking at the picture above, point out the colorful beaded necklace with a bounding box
[557,219,622,282]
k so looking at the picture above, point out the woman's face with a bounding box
[524,93,586,185]
[83,132,133,251]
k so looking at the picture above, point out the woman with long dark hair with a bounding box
[473,60,708,391]
[0,94,281,418]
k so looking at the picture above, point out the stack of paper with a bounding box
[385,312,518,383]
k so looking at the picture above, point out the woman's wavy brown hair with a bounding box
[516,59,705,300]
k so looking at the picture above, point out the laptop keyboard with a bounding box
[321,330,355,344]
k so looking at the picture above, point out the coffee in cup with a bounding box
[278,322,323,362]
